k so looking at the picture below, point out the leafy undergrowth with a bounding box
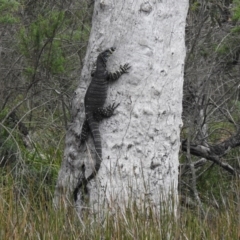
[0,176,240,240]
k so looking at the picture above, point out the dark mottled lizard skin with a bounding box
[73,47,130,201]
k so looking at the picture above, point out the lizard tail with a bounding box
[88,116,102,172]
[73,116,102,201]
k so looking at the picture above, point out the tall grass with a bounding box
[0,173,240,240]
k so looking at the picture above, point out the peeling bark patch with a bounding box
[160,70,167,76]
[127,143,133,149]
[139,42,153,57]
[100,0,112,10]
[140,2,153,14]
[150,161,161,170]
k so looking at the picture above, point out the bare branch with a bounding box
[181,139,240,176]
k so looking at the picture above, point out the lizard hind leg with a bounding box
[93,103,120,121]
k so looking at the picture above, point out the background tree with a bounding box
[180,0,240,209]
[54,0,189,215]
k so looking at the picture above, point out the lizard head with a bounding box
[100,47,116,63]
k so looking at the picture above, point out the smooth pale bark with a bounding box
[54,0,188,214]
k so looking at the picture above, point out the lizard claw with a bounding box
[121,63,131,73]
[112,102,120,110]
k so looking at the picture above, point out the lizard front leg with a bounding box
[93,103,120,121]
[108,63,131,81]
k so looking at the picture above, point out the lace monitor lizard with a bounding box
[73,47,130,201]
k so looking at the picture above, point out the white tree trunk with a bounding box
[54,0,188,214]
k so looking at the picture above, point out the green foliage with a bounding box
[190,1,201,12]
[208,121,234,143]
[215,35,240,66]
[233,0,240,21]
[197,164,231,203]
[0,110,23,167]
[215,43,230,55]
[212,1,240,61]
[17,5,91,82]
[24,66,35,76]
[231,25,240,33]
[0,0,19,23]
[20,147,61,202]
[42,40,65,74]
[19,11,66,75]
[199,47,209,58]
